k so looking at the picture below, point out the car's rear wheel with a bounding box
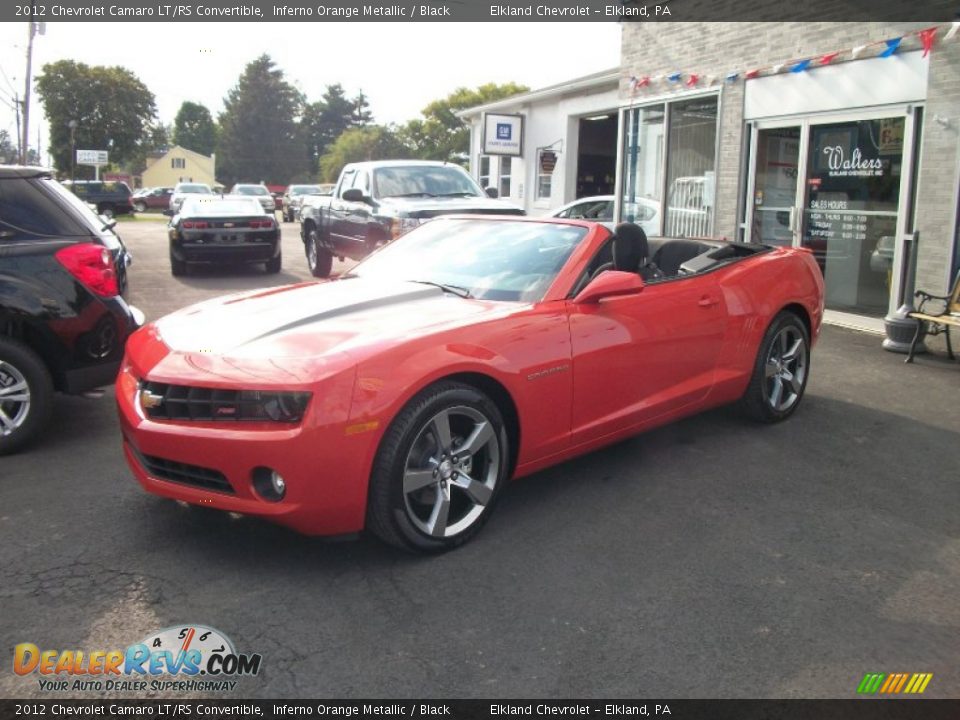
[741,311,810,422]
[170,251,186,277]
[367,382,509,553]
[133,201,147,213]
[0,338,53,456]
[97,204,115,219]
[265,252,282,274]
[306,227,332,278]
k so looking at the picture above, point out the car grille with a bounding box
[128,444,234,494]
[139,381,309,423]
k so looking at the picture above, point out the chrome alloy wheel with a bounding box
[0,361,31,437]
[307,229,318,270]
[402,405,501,538]
[764,326,807,413]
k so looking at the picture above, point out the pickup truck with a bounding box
[298,160,524,277]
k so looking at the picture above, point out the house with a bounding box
[141,145,216,188]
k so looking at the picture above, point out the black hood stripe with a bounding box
[240,284,442,346]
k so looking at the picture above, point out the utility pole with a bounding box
[14,92,22,161]
[21,9,37,165]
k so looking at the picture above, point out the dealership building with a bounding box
[461,22,960,335]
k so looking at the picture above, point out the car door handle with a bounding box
[698,295,719,308]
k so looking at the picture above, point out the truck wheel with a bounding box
[306,228,333,278]
[0,337,54,456]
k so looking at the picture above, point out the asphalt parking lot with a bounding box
[2,215,958,699]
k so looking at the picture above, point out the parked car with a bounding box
[299,160,524,277]
[117,216,823,552]
[0,165,143,454]
[133,186,173,213]
[550,195,660,237]
[62,180,134,218]
[282,184,326,223]
[229,183,276,213]
[169,182,213,214]
[167,195,281,276]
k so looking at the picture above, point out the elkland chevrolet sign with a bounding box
[482,113,523,156]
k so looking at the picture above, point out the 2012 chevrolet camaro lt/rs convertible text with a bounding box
[117,217,824,552]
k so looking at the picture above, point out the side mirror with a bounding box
[341,187,365,203]
[484,186,499,199]
[574,271,645,304]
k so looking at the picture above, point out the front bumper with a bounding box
[115,363,376,536]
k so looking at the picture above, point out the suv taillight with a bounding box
[55,243,119,297]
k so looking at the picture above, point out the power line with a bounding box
[0,63,18,98]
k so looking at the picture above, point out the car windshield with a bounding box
[180,197,263,216]
[374,166,484,199]
[290,185,320,195]
[352,219,586,302]
[178,184,212,194]
[234,185,269,196]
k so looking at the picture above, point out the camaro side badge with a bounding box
[139,389,164,409]
[527,364,570,381]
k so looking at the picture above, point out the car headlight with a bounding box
[240,390,311,422]
[390,217,423,240]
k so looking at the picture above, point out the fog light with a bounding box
[252,466,286,502]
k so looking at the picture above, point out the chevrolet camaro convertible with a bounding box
[117,217,824,552]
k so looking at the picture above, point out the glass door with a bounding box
[750,126,801,248]
[747,110,917,318]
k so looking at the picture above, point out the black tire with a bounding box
[170,251,186,277]
[265,252,282,274]
[133,201,147,213]
[0,337,54,456]
[741,311,811,423]
[306,227,333,278]
[97,204,115,219]
[367,381,510,553]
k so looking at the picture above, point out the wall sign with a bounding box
[539,150,557,174]
[482,113,523,156]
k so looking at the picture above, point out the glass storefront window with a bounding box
[619,104,664,237]
[664,96,718,238]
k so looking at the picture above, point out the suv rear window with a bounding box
[0,179,87,237]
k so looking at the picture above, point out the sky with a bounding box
[0,21,622,163]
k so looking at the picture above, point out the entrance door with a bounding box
[747,110,918,318]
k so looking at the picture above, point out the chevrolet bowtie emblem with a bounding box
[139,389,164,409]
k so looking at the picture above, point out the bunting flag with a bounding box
[627,22,954,95]
[879,37,902,58]
[919,27,937,57]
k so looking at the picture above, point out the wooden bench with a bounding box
[906,271,960,363]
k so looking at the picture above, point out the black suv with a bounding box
[63,180,134,218]
[0,166,142,454]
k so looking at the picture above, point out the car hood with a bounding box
[378,195,524,218]
[150,278,523,364]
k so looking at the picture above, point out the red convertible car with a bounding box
[117,217,824,552]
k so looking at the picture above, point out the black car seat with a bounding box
[652,239,713,277]
[613,222,663,281]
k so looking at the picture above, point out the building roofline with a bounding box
[455,67,621,119]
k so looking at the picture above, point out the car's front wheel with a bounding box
[741,311,810,422]
[133,201,147,213]
[367,382,510,553]
[0,338,53,456]
[306,227,332,278]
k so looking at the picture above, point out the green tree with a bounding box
[35,60,156,174]
[216,55,306,185]
[319,125,411,182]
[128,122,172,174]
[0,130,17,164]
[173,101,216,156]
[300,83,359,174]
[401,82,528,162]
[352,90,373,127]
